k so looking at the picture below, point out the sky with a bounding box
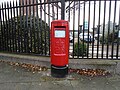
[0,0,120,31]
[0,0,14,3]
[65,1,120,31]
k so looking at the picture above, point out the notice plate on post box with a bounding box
[55,30,65,38]
[118,31,120,38]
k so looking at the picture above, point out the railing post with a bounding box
[61,0,65,20]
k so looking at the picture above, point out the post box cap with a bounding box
[52,20,68,23]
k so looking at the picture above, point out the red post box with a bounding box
[51,20,69,78]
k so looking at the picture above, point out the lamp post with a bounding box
[115,25,120,38]
[61,0,65,20]
[79,25,83,34]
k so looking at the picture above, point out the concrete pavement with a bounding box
[0,53,120,90]
[0,60,120,90]
[0,52,119,73]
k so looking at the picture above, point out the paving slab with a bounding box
[0,52,119,74]
[0,53,120,90]
[0,61,120,90]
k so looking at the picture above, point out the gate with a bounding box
[0,0,120,59]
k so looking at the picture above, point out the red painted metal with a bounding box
[51,20,69,66]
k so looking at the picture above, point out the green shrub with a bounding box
[73,42,87,56]
[100,32,118,44]
[0,15,50,54]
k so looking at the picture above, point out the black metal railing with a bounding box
[0,0,120,59]
[66,0,120,59]
[0,0,61,56]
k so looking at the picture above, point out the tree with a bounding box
[100,31,118,44]
[1,15,50,54]
[39,0,88,19]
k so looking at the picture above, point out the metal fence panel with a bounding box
[0,0,120,59]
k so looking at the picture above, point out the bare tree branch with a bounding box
[52,3,55,20]
[38,0,88,19]
[51,3,61,9]
[40,5,56,19]
[65,1,73,10]
[66,1,88,13]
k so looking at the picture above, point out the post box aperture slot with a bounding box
[55,29,65,38]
